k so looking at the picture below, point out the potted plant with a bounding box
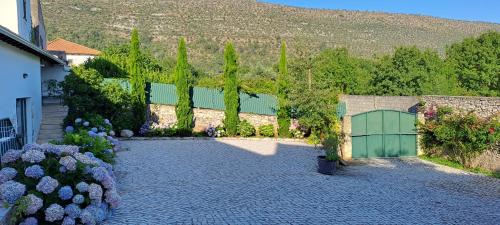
[317,133,340,175]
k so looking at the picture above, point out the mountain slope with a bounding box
[42,0,500,75]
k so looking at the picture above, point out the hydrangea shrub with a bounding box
[0,143,120,224]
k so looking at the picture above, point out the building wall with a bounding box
[0,41,42,144]
[67,54,95,66]
[41,64,70,96]
[150,104,279,133]
[0,0,32,41]
[340,95,419,116]
[422,95,500,118]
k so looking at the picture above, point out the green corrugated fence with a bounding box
[104,79,345,117]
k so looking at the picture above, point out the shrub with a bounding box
[322,133,340,161]
[258,124,275,137]
[290,129,305,139]
[238,120,255,137]
[0,143,120,224]
[418,108,499,167]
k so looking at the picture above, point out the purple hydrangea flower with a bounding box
[109,130,115,136]
[97,132,107,137]
[91,127,98,133]
[25,165,44,179]
[65,126,74,133]
[58,186,73,200]
[80,208,96,225]
[60,145,79,155]
[59,156,77,171]
[105,190,121,208]
[75,118,82,124]
[85,204,106,223]
[104,149,113,155]
[36,176,59,194]
[73,153,94,165]
[40,143,62,155]
[25,194,43,215]
[22,143,42,152]
[21,150,46,163]
[88,183,103,201]
[45,203,64,222]
[59,166,67,173]
[19,217,38,225]
[64,203,81,219]
[76,182,89,193]
[91,166,108,182]
[0,167,17,184]
[62,217,75,225]
[84,152,95,158]
[1,149,23,164]
[104,119,110,125]
[83,121,90,127]
[102,175,115,190]
[88,131,97,137]
[72,194,84,204]
[0,180,25,204]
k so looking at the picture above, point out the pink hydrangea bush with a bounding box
[0,143,120,224]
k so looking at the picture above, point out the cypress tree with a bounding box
[277,41,291,137]
[128,29,146,129]
[223,42,239,136]
[174,38,193,131]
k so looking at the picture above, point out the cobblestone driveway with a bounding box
[105,139,500,225]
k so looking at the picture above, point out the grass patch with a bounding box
[419,155,500,179]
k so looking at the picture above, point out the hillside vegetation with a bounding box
[42,0,500,76]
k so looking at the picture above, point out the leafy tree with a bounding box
[223,42,240,136]
[370,46,454,96]
[174,38,194,131]
[446,31,500,96]
[128,29,146,130]
[277,41,291,137]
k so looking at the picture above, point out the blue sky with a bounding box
[260,0,500,24]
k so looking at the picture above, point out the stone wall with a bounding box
[422,95,500,118]
[340,95,419,116]
[149,104,278,132]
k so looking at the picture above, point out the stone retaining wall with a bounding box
[340,95,419,115]
[422,95,500,118]
[149,104,278,132]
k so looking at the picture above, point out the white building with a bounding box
[0,0,65,150]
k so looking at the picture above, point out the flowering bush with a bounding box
[290,129,305,139]
[0,143,120,224]
[418,107,499,167]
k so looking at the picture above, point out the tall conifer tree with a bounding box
[223,42,239,136]
[128,29,146,129]
[174,38,194,131]
[277,41,291,137]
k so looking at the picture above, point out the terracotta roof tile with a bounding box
[47,38,101,55]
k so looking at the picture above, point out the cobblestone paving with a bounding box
[105,139,500,225]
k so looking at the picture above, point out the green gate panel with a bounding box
[367,111,383,135]
[352,113,367,136]
[383,111,400,134]
[400,112,417,134]
[384,134,400,157]
[367,135,384,157]
[352,136,367,158]
[400,135,417,156]
[351,110,417,158]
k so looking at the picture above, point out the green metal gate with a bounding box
[351,110,417,158]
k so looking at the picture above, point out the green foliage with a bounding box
[62,130,115,163]
[223,42,240,136]
[323,133,340,161]
[370,46,455,96]
[258,124,275,137]
[446,31,500,96]
[61,67,135,131]
[238,120,256,137]
[129,29,147,130]
[175,38,194,131]
[418,108,499,167]
[277,41,291,137]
